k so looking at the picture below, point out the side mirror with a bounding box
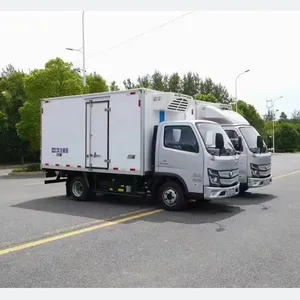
[215,133,224,150]
[257,136,264,148]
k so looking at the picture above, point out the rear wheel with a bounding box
[69,176,95,201]
[66,179,71,197]
[157,180,187,211]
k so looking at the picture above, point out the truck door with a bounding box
[157,124,204,194]
[85,99,109,169]
[224,128,247,184]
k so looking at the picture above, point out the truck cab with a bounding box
[153,119,240,209]
[195,101,272,193]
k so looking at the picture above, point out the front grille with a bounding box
[257,164,271,178]
[258,163,271,171]
[220,178,239,187]
[258,171,271,178]
[219,168,239,179]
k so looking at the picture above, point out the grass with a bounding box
[10,163,41,173]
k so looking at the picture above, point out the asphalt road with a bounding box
[0,153,300,287]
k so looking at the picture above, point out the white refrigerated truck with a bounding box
[194,100,272,193]
[41,88,240,211]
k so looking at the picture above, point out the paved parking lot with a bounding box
[0,153,300,287]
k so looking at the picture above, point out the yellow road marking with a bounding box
[273,170,300,180]
[0,209,163,257]
[1,169,299,257]
[42,208,152,236]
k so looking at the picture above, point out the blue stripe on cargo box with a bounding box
[159,111,165,122]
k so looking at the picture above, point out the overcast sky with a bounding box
[0,10,298,117]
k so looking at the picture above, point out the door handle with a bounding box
[160,160,168,165]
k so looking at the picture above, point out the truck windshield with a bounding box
[239,126,268,153]
[196,122,236,156]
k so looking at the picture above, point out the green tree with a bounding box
[181,72,201,96]
[290,110,300,123]
[0,108,6,130]
[198,77,215,95]
[263,109,275,121]
[234,100,265,135]
[0,90,8,128]
[151,70,167,91]
[292,123,300,135]
[0,65,38,164]
[2,71,27,127]
[279,111,288,122]
[122,72,232,103]
[109,81,120,91]
[17,57,84,151]
[194,93,218,103]
[199,78,232,104]
[136,74,151,89]
[275,122,300,152]
[86,72,109,93]
[167,72,181,93]
[123,78,136,89]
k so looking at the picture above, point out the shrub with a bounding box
[26,163,40,172]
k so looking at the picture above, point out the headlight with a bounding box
[208,168,220,186]
[250,163,260,177]
[250,163,259,170]
[208,168,219,176]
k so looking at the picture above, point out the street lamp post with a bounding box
[266,96,283,154]
[235,69,250,113]
[66,11,86,86]
[272,109,279,153]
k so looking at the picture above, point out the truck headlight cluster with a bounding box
[208,168,220,186]
[250,163,260,177]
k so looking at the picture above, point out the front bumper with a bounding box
[204,183,240,200]
[248,176,272,188]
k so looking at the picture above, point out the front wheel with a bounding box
[239,183,249,194]
[157,180,187,211]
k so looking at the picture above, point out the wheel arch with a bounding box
[151,173,188,196]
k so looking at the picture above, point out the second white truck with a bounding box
[41,88,240,211]
[194,101,272,193]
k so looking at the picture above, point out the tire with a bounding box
[66,180,71,197]
[69,176,94,201]
[157,180,187,211]
[239,183,249,194]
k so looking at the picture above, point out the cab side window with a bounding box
[225,130,243,151]
[164,125,199,153]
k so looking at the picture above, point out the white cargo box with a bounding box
[195,101,249,126]
[41,89,195,176]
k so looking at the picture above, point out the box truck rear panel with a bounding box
[42,96,86,170]
[41,91,143,175]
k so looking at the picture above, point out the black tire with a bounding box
[157,180,187,211]
[69,176,93,201]
[66,180,71,197]
[239,183,249,194]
